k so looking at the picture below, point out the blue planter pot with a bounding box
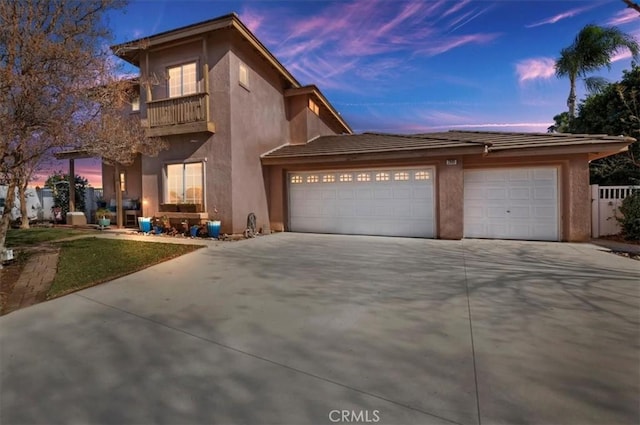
[190,225,199,237]
[207,220,221,238]
[138,217,152,233]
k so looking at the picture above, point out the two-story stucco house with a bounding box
[104,13,635,242]
[104,13,352,235]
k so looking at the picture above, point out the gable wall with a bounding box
[228,32,291,233]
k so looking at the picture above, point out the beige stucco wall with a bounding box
[228,34,291,234]
[133,33,235,232]
[265,152,593,242]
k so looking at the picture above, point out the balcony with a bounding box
[146,92,215,137]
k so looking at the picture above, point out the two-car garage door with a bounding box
[288,168,435,237]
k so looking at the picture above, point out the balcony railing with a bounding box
[147,92,209,128]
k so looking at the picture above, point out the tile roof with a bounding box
[262,131,635,159]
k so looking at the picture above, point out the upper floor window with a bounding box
[308,98,320,116]
[168,62,197,98]
[131,96,140,112]
[239,62,249,88]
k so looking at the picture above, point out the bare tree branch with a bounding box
[622,0,640,14]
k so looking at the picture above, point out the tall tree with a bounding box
[550,66,640,185]
[79,78,168,228]
[0,0,126,255]
[555,24,639,118]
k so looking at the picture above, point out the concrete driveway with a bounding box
[1,233,638,425]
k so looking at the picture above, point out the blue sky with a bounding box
[43,0,640,187]
[110,0,639,133]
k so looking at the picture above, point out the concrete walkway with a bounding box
[591,238,640,254]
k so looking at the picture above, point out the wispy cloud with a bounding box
[240,9,264,33]
[526,5,597,28]
[419,33,498,56]
[243,0,500,89]
[607,8,639,26]
[515,57,556,83]
[611,30,640,62]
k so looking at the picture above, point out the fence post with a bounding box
[591,184,599,238]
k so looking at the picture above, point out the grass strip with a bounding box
[6,228,90,247]
[48,238,202,298]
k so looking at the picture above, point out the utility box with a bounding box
[66,212,87,226]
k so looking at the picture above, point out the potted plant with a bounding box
[96,208,111,229]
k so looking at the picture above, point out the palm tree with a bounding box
[556,24,639,118]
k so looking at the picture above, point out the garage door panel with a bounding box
[464,167,558,241]
[534,187,555,200]
[534,168,556,179]
[374,188,393,199]
[338,189,353,200]
[393,187,412,200]
[356,189,372,200]
[289,169,435,238]
[509,188,531,200]
[508,206,530,219]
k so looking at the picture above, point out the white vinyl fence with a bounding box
[591,185,640,238]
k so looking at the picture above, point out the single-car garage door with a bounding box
[289,168,435,237]
[464,167,559,241]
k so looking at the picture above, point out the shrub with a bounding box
[617,191,640,241]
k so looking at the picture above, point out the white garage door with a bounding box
[464,167,559,241]
[289,168,435,237]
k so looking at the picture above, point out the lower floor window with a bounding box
[166,162,203,204]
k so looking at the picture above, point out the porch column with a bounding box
[68,159,75,212]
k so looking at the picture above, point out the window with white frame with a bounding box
[166,162,203,204]
[168,62,197,98]
[131,96,140,112]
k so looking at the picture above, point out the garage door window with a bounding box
[306,175,319,183]
[322,174,335,183]
[394,172,409,181]
[356,173,370,182]
[415,171,431,180]
[291,175,303,184]
[339,173,352,182]
[375,172,390,181]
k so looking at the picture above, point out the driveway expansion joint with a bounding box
[461,240,482,425]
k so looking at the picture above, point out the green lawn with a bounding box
[48,238,202,298]
[6,227,91,247]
